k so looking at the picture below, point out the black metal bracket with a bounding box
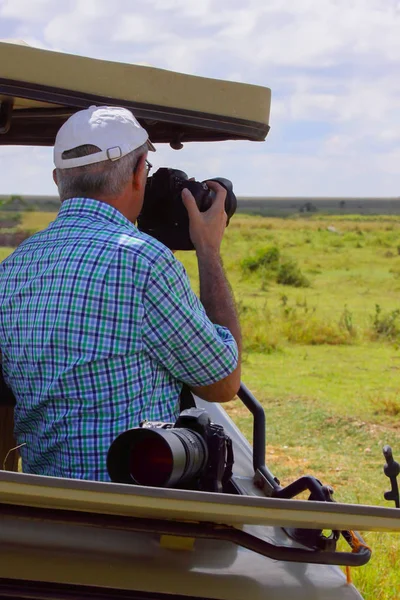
[238,383,338,502]
[0,100,13,134]
[237,383,281,494]
[0,502,371,567]
[383,445,400,508]
[237,382,372,558]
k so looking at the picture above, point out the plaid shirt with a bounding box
[0,198,238,481]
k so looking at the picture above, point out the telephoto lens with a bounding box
[107,426,209,488]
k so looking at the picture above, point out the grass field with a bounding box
[2,210,400,599]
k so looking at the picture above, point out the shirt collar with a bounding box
[57,197,137,230]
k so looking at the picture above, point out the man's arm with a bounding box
[142,254,238,397]
[182,181,242,403]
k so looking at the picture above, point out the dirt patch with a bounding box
[0,212,22,228]
[0,219,19,228]
[266,444,311,469]
[0,231,31,247]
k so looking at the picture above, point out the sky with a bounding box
[0,0,400,197]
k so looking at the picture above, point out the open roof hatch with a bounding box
[0,41,271,148]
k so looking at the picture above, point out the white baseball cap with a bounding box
[54,105,155,169]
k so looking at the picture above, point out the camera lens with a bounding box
[205,177,237,221]
[107,427,209,487]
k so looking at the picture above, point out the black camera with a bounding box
[107,408,234,493]
[137,168,237,251]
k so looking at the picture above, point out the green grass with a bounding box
[19,211,56,231]
[2,210,400,599]
[0,247,15,262]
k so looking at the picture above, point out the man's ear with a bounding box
[52,169,58,186]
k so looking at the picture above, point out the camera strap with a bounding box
[223,436,234,486]
[179,384,196,411]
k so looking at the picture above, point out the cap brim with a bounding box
[146,138,156,152]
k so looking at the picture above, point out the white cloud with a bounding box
[111,13,171,44]
[323,134,355,156]
[44,12,98,49]
[213,0,400,69]
[145,34,218,73]
[74,0,109,18]
[146,0,214,18]
[0,0,60,22]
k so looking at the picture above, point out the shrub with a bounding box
[370,304,400,342]
[241,245,280,273]
[241,247,311,289]
[237,301,280,353]
[283,314,353,345]
[0,212,22,229]
[0,230,31,247]
[280,298,354,345]
[277,260,310,288]
[389,265,400,279]
[372,396,400,417]
[339,305,357,338]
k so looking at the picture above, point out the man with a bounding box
[0,106,241,481]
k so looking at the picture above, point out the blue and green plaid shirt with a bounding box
[0,198,238,481]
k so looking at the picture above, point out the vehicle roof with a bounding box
[0,41,271,146]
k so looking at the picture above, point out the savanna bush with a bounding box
[241,246,310,288]
[0,212,22,229]
[241,245,280,273]
[238,297,355,349]
[281,303,354,345]
[237,301,280,353]
[277,260,310,288]
[283,316,353,345]
[369,304,400,342]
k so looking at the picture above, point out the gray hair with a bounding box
[55,143,148,201]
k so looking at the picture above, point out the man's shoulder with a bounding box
[108,229,189,300]
[116,228,176,270]
[0,219,181,284]
[9,218,174,268]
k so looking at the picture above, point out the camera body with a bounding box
[107,408,234,493]
[137,168,237,251]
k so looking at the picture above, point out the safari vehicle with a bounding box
[1,40,400,600]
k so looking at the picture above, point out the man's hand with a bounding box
[182,181,227,256]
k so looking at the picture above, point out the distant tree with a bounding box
[0,195,21,208]
[300,202,317,213]
[10,195,25,206]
